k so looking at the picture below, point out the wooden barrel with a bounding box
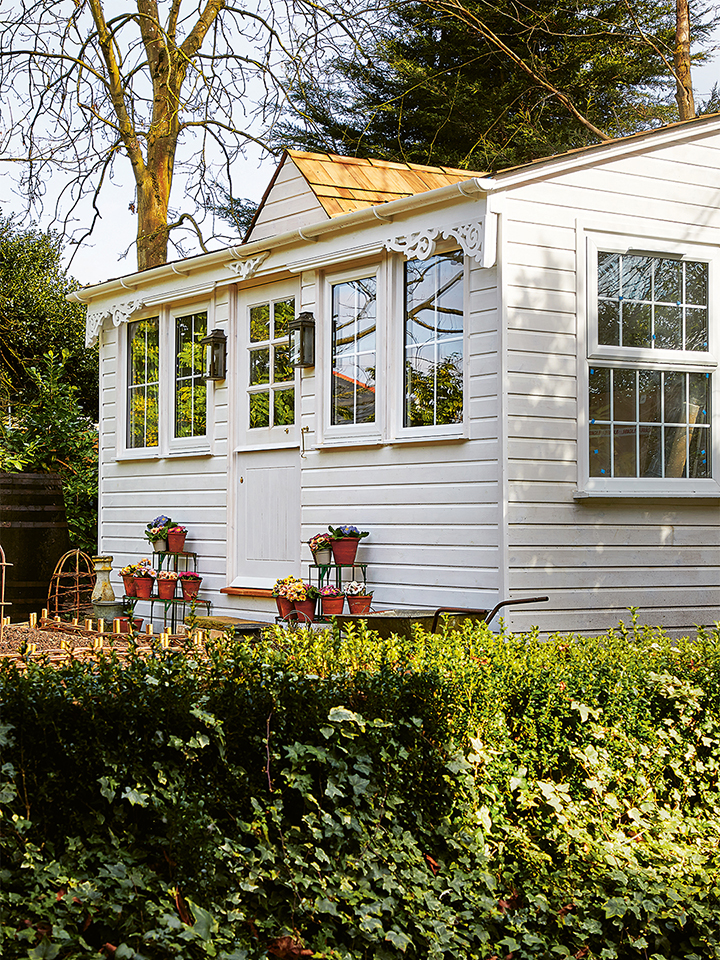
[0,473,71,623]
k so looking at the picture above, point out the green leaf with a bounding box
[385,930,412,951]
[603,897,628,918]
[187,900,219,940]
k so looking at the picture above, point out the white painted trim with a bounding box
[497,208,509,602]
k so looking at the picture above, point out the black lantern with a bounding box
[288,312,315,367]
[199,329,227,381]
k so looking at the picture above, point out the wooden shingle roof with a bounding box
[287,149,488,218]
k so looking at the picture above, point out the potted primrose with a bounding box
[179,571,202,601]
[328,525,369,565]
[167,525,188,553]
[132,560,156,599]
[345,580,373,614]
[273,575,304,619]
[156,569,178,600]
[308,533,333,566]
[144,515,172,552]
[320,584,344,616]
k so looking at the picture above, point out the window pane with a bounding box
[686,307,708,352]
[638,424,662,477]
[598,301,619,346]
[654,305,682,350]
[664,425,687,478]
[689,425,710,478]
[331,276,377,425]
[685,261,708,305]
[613,369,636,421]
[250,347,270,385]
[664,372,686,423]
[689,374,709,425]
[589,422,611,476]
[250,304,270,342]
[274,299,294,339]
[638,369,661,422]
[621,255,652,300]
[274,344,293,383]
[621,302,651,348]
[273,388,295,426]
[175,312,207,439]
[405,252,464,427]
[597,252,619,298]
[654,259,681,302]
[249,392,269,428]
[614,425,636,477]
[589,367,610,422]
[127,317,159,448]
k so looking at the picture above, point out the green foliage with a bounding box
[2,618,720,957]
[0,352,98,552]
[0,215,97,418]
[279,0,719,170]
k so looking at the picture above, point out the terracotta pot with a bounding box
[167,531,187,553]
[152,539,167,553]
[133,575,154,599]
[276,596,294,618]
[157,578,177,600]
[118,617,143,634]
[347,594,372,614]
[122,575,136,597]
[331,537,359,565]
[180,577,202,601]
[293,598,316,623]
[321,595,344,616]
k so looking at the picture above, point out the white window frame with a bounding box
[238,281,300,451]
[579,233,719,496]
[390,247,468,443]
[322,262,384,445]
[117,301,214,461]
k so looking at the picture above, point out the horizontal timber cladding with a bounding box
[501,135,720,634]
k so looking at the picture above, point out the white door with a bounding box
[235,448,300,585]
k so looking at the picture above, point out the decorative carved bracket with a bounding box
[385,219,491,265]
[226,251,270,280]
[85,298,145,347]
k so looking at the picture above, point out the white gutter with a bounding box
[68,176,496,304]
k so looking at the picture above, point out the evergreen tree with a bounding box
[278,0,718,170]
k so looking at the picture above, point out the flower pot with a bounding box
[321,595,344,617]
[122,575,136,597]
[180,578,202,601]
[157,579,176,600]
[276,596,294,619]
[118,617,143,634]
[167,531,187,553]
[133,575,154,599]
[293,598,317,623]
[331,538,359,565]
[152,539,167,553]
[312,547,332,566]
[347,594,372,614]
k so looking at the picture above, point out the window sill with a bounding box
[233,441,300,453]
[574,485,720,500]
[116,448,162,462]
[167,444,212,458]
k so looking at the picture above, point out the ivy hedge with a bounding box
[2,614,720,959]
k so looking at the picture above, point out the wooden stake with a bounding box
[85,619,93,631]
[42,608,48,620]
[29,612,37,628]
[113,619,121,633]
[146,623,153,635]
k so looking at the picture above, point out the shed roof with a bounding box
[285,149,488,218]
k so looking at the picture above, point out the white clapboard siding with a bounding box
[501,135,720,634]
[248,160,327,242]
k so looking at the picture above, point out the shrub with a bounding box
[1,617,720,957]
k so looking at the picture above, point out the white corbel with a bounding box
[385,220,488,265]
[225,251,270,280]
[85,298,145,347]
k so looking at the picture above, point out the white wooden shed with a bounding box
[75,117,720,634]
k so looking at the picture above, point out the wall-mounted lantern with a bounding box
[288,312,315,368]
[199,329,227,381]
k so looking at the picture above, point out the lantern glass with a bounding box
[199,329,227,380]
[288,313,315,367]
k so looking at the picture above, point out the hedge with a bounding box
[1,613,720,959]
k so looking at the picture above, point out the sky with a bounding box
[2,41,719,289]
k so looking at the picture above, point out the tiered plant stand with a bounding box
[305,562,370,624]
[123,550,211,632]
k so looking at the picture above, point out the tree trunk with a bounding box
[136,170,171,271]
[675,0,695,120]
